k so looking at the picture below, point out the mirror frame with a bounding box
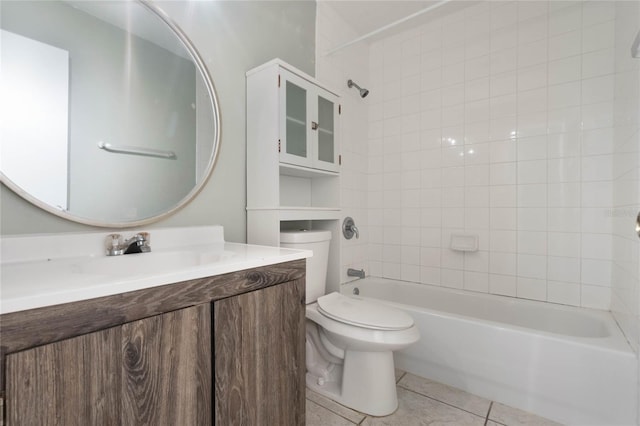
[0,0,221,228]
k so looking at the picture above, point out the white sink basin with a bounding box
[77,249,237,276]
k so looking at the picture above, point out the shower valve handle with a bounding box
[343,217,359,240]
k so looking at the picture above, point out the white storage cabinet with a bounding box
[246,59,341,293]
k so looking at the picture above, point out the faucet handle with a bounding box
[105,234,124,256]
[137,232,151,252]
[351,225,360,239]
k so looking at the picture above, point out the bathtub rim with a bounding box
[340,277,634,355]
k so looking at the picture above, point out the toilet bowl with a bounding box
[280,230,420,416]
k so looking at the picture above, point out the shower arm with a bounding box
[347,79,369,98]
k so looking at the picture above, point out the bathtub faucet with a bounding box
[347,268,365,279]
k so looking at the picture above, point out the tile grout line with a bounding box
[306,397,363,425]
[397,384,489,421]
[396,371,407,383]
[308,371,408,425]
[484,401,494,426]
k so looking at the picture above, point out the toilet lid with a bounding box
[316,292,414,331]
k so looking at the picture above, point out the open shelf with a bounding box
[279,207,341,221]
[279,163,338,178]
[286,116,305,126]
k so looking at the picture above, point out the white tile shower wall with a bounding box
[316,2,370,283]
[366,1,624,309]
[609,3,640,419]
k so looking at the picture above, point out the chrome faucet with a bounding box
[105,232,151,256]
[347,268,365,279]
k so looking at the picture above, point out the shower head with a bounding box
[347,79,369,98]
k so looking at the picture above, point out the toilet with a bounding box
[280,229,420,417]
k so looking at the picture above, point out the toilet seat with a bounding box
[316,292,414,331]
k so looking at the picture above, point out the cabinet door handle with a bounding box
[311,121,318,130]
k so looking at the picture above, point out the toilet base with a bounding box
[306,350,399,417]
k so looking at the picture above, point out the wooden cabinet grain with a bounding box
[0,260,306,426]
[214,278,305,425]
[7,324,121,425]
[6,303,212,426]
[121,304,212,425]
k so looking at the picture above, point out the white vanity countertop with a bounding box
[0,226,311,314]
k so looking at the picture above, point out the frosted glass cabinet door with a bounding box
[279,68,339,173]
[315,92,339,172]
[280,71,312,168]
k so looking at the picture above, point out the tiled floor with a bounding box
[306,370,563,426]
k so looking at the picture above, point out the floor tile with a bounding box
[395,368,407,382]
[306,399,357,426]
[398,373,491,417]
[306,389,366,424]
[361,387,486,426]
[488,402,563,426]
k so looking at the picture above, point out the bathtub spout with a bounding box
[347,268,365,279]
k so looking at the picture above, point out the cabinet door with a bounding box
[214,279,305,425]
[6,326,121,425]
[122,304,212,425]
[314,89,339,172]
[280,69,313,169]
[6,304,211,426]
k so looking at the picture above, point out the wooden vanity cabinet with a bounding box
[0,260,306,426]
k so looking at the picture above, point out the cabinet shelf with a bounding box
[246,206,341,221]
[279,163,338,178]
[286,117,334,137]
[286,116,305,126]
[280,208,341,221]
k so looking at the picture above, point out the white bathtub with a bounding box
[341,277,637,426]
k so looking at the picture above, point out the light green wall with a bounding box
[0,0,316,242]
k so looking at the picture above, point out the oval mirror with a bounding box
[0,0,220,227]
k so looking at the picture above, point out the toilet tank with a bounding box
[280,230,331,304]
